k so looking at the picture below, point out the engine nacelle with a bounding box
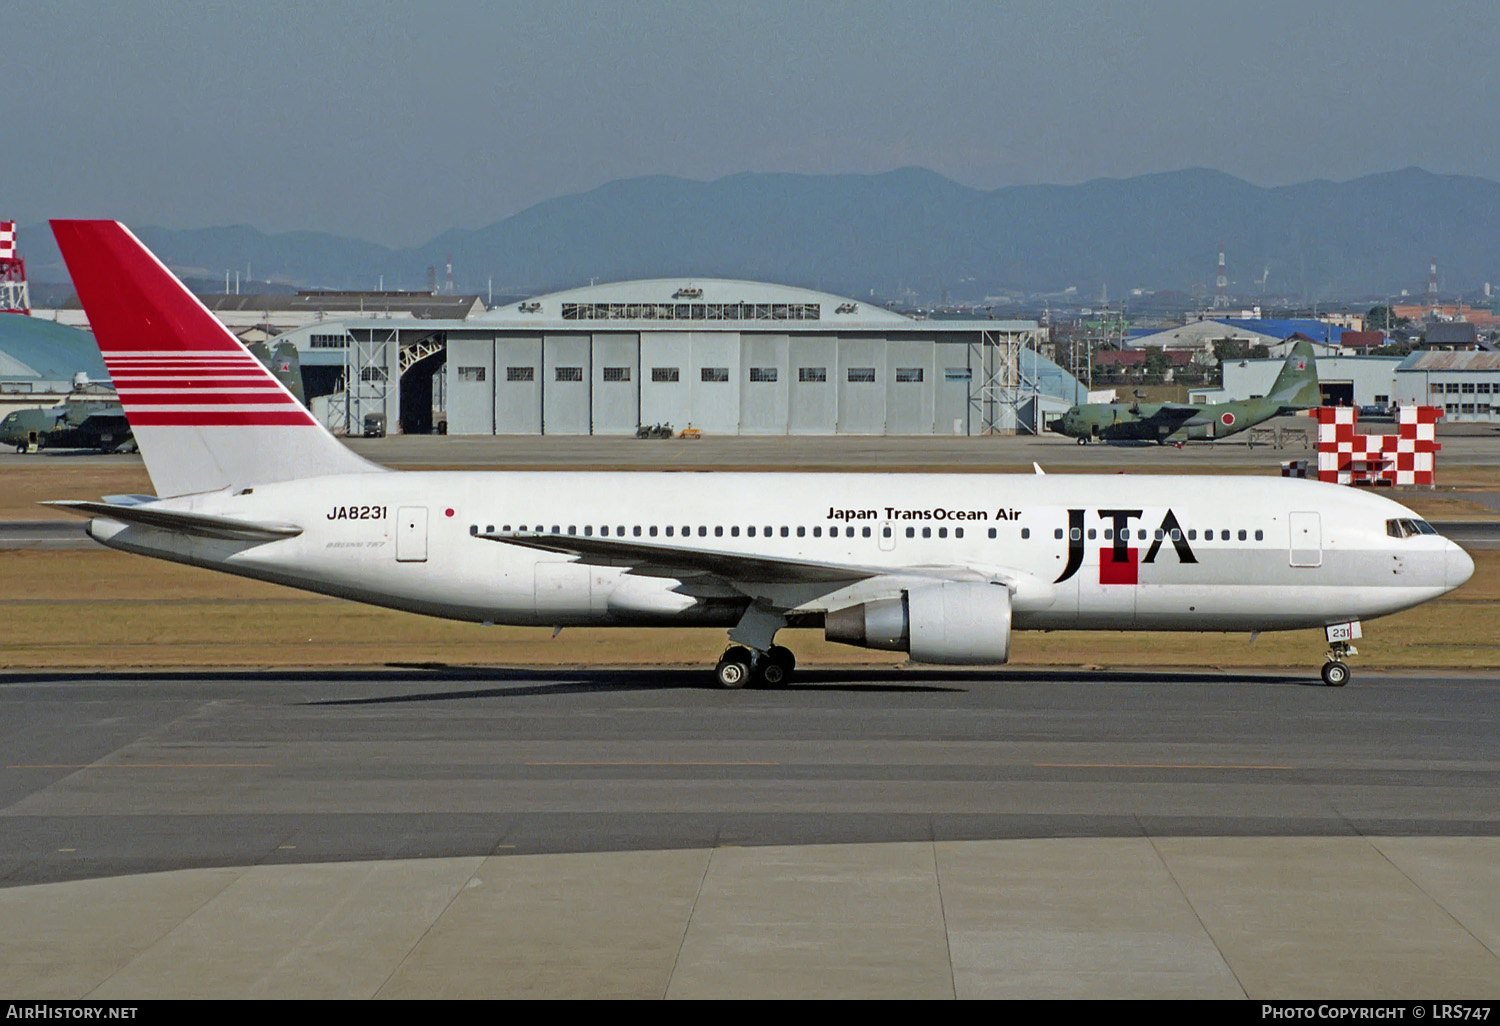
[824,582,1012,665]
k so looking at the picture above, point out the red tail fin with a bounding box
[52,220,379,495]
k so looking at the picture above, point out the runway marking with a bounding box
[524,761,780,767]
[6,762,273,769]
[1034,762,1295,770]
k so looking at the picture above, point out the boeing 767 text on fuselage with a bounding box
[46,221,1473,688]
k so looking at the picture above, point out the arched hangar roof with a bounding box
[475,278,913,329]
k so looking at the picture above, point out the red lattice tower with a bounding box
[1283,405,1443,486]
[0,221,30,314]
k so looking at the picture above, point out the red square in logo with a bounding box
[1098,547,1138,585]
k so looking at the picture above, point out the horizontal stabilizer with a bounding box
[42,500,302,541]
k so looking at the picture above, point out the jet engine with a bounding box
[824,582,1012,664]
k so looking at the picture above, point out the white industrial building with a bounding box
[275,279,1075,436]
[1394,351,1500,422]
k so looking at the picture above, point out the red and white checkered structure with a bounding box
[0,220,28,314]
[1283,405,1443,486]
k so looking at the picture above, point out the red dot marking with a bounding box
[445,508,455,517]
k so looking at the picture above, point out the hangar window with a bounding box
[944,368,971,382]
[1462,403,1475,413]
[701,367,729,383]
[652,367,680,383]
[847,368,877,383]
[602,366,631,382]
[1479,383,1493,394]
[555,366,583,382]
[1431,384,1446,395]
[359,367,388,382]
[506,366,534,382]
[895,368,924,383]
[1462,382,1476,394]
[1446,383,1460,394]
[458,366,487,382]
[798,367,827,383]
[750,367,778,383]
[310,333,349,348]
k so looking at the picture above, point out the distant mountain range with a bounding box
[19,167,1500,304]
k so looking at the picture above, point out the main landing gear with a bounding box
[714,645,796,689]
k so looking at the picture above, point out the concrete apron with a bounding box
[3,836,1499,999]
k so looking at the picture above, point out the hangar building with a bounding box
[0,315,109,417]
[277,279,1069,436]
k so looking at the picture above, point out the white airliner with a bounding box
[47,221,1474,688]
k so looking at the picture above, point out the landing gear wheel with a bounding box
[1321,661,1350,687]
[1075,437,1087,445]
[715,646,754,690]
[759,646,796,687]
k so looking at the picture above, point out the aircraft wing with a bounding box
[478,530,1033,587]
[42,500,302,541]
[1138,403,1203,426]
[480,530,881,583]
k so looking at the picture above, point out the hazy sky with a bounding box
[7,0,1498,244]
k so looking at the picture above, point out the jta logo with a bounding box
[1054,508,1198,585]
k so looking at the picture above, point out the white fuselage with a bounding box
[85,471,1472,637]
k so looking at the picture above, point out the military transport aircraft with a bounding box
[1050,340,1322,443]
[1,391,132,452]
[44,221,1471,689]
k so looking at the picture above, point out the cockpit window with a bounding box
[1386,518,1436,539]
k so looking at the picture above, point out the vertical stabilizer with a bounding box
[1267,340,1322,408]
[51,220,382,497]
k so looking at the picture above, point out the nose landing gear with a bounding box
[1321,640,1356,687]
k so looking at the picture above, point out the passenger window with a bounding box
[1170,530,1180,542]
[846,526,855,538]
[955,528,963,539]
[1188,529,1196,540]
[781,527,789,537]
[922,527,932,538]
[1104,528,1113,540]
[584,526,592,536]
[883,527,892,538]
[813,527,821,537]
[551,526,561,534]
[617,526,625,536]
[649,526,658,537]
[633,526,642,537]
[1154,529,1164,541]
[729,526,738,537]
[861,527,871,538]
[1055,528,1064,540]
[1021,528,1030,539]
[568,526,577,536]
[1238,529,1247,541]
[907,527,916,538]
[1138,530,1147,541]
[1254,530,1263,541]
[746,526,755,537]
[1220,530,1229,541]
[797,526,806,537]
[1087,529,1096,540]
[987,528,996,539]
[1070,527,1081,542]
[938,527,948,538]
[699,526,708,537]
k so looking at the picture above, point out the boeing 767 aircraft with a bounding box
[46,221,1473,688]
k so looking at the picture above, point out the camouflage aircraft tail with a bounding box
[1266,340,1322,407]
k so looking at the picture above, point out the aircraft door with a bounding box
[1289,511,1321,567]
[395,506,428,562]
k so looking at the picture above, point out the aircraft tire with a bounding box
[1321,661,1350,687]
[758,646,795,687]
[715,646,755,689]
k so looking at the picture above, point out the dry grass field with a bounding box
[2,547,1495,672]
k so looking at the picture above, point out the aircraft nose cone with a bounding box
[1446,541,1475,591]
